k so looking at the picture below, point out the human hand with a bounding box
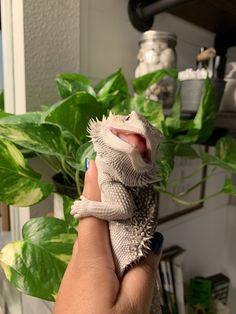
[53,160,163,314]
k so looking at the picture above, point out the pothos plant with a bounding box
[0,69,236,301]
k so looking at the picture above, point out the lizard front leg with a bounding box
[71,182,136,221]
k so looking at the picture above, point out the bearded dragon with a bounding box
[71,111,162,278]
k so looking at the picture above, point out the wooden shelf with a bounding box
[202,112,236,145]
[215,112,236,131]
[167,0,236,35]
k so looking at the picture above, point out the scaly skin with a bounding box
[71,111,162,278]
[109,185,158,276]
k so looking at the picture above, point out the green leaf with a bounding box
[0,123,67,156]
[62,195,78,229]
[22,216,77,243]
[0,217,77,301]
[0,90,4,111]
[184,78,216,143]
[99,90,127,112]
[0,112,12,119]
[43,92,105,142]
[200,153,236,173]
[94,69,129,111]
[66,142,96,173]
[95,69,128,96]
[199,137,236,173]
[164,92,193,137]
[164,95,181,134]
[60,129,79,160]
[222,177,236,195]
[157,142,176,187]
[216,137,236,164]
[0,112,43,124]
[175,144,199,159]
[111,96,133,115]
[129,95,165,130]
[132,69,178,94]
[56,73,96,99]
[0,139,53,206]
[75,142,96,171]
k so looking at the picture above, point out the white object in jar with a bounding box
[135,30,177,78]
[135,30,177,108]
[160,48,176,68]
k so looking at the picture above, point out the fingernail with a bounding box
[85,159,90,171]
[150,232,164,255]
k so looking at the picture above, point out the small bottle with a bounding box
[135,30,177,108]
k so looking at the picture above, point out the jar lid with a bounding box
[140,30,177,43]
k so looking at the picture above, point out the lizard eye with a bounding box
[125,115,130,121]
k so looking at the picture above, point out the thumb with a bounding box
[82,159,101,201]
[116,232,164,313]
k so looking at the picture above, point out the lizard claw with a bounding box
[70,196,91,218]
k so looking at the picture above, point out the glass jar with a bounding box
[135,30,177,108]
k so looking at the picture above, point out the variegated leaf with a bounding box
[0,217,77,301]
[0,123,67,156]
[0,139,53,206]
[43,92,105,142]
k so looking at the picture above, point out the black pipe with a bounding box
[139,0,193,20]
[128,0,194,32]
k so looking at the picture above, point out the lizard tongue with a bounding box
[118,132,147,154]
[115,131,151,163]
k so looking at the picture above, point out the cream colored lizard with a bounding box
[71,111,162,278]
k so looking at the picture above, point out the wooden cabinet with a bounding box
[167,0,236,35]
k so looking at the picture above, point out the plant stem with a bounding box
[75,169,81,196]
[155,185,223,206]
[59,157,73,183]
[176,167,218,197]
[64,163,76,181]
[38,154,60,173]
[169,164,205,186]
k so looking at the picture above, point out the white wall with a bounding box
[22,0,81,217]
[23,0,81,111]
[0,2,81,313]
[79,0,140,84]
[79,1,216,83]
[80,0,236,308]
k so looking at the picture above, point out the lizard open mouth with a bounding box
[110,128,151,163]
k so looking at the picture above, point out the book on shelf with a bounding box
[189,277,213,314]
[206,273,230,306]
[159,245,186,314]
[160,259,173,313]
[188,273,230,313]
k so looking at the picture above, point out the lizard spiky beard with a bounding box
[71,111,163,278]
[88,111,162,186]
